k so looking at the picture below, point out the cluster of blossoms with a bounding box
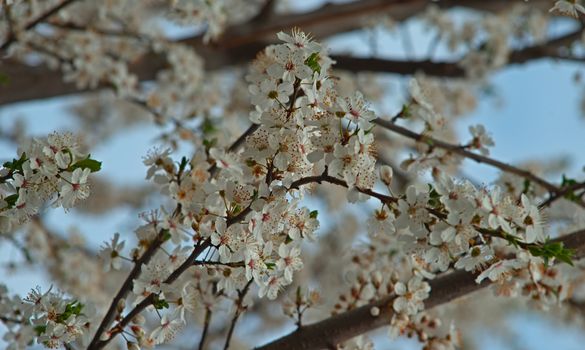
[89,29,384,347]
[356,164,573,345]
[0,132,100,232]
[400,79,494,173]
[0,285,93,349]
[168,0,265,42]
[549,0,585,17]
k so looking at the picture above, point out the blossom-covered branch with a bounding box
[257,227,585,350]
[373,118,585,208]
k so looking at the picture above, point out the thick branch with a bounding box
[256,227,585,350]
[0,0,549,106]
[333,26,584,77]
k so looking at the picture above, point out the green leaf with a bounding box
[202,118,216,135]
[427,184,441,209]
[522,179,531,195]
[561,174,579,202]
[34,325,47,336]
[309,210,318,219]
[528,240,574,267]
[152,295,169,310]
[203,138,217,150]
[265,262,276,270]
[400,104,411,119]
[161,229,171,242]
[304,52,321,74]
[70,155,102,172]
[4,194,18,208]
[56,301,84,323]
[3,152,28,173]
[178,156,189,177]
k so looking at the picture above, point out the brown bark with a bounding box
[0,0,550,106]
[256,228,585,350]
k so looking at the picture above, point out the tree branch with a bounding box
[256,227,585,350]
[223,280,253,350]
[372,118,585,209]
[87,229,168,349]
[0,0,551,106]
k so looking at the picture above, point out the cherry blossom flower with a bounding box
[267,45,313,82]
[393,276,431,315]
[338,91,376,128]
[518,194,545,244]
[396,186,431,237]
[468,124,494,156]
[475,259,524,284]
[150,314,183,345]
[99,233,126,272]
[379,165,393,187]
[259,274,285,300]
[60,168,91,208]
[209,148,243,177]
[277,29,321,53]
[549,0,585,17]
[250,79,294,111]
[276,243,303,282]
[454,245,494,272]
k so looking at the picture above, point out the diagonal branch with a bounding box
[256,227,585,350]
[372,118,585,209]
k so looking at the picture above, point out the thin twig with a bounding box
[198,308,213,350]
[223,280,253,350]
[539,181,585,209]
[87,229,168,349]
[372,118,585,209]
[94,238,213,349]
[0,0,79,51]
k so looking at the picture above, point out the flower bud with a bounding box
[379,165,393,186]
[127,341,141,350]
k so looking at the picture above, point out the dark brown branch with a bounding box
[0,0,551,106]
[333,25,584,77]
[539,181,585,209]
[256,227,585,350]
[93,239,213,349]
[223,280,253,350]
[333,56,466,77]
[372,118,585,209]
[198,308,212,350]
[289,172,397,205]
